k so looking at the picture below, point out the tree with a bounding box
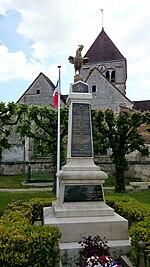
[0,102,19,162]
[16,104,68,182]
[92,109,150,193]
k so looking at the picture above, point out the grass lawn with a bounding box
[0,174,149,216]
[104,189,150,205]
[104,176,131,187]
[0,191,55,215]
[0,175,53,188]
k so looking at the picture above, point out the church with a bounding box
[17,27,134,112]
[2,27,150,180]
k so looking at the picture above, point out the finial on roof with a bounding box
[100,9,104,30]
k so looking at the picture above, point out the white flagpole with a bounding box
[56,65,61,197]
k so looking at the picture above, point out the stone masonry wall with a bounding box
[81,59,127,95]
[86,68,132,112]
[18,74,54,107]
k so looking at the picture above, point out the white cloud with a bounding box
[0,0,149,101]
[0,43,47,82]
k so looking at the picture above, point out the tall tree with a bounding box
[0,102,19,161]
[16,104,68,180]
[92,109,150,193]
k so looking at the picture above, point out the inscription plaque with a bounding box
[72,82,88,93]
[64,184,104,202]
[71,103,92,157]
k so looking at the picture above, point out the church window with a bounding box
[37,89,40,94]
[106,71,110,80]
[111,70,115,82]
[92,85,96,93]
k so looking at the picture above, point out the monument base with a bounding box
[44,207,129,243]
[43,206,130,266]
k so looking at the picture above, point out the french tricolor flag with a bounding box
[53,80,59,108]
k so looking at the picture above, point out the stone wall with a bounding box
[95,155,150,182]
[1,157,149,182]
[81,59,127,95]
[1,160,54,176]
[85,68,133,112]
[18,73,54,107]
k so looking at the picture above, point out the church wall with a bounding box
[86,69,132,112]
[18,74,54,107]
[2,126,24,163]
[81,59,127,95]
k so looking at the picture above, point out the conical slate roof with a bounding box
[84,28,126,63]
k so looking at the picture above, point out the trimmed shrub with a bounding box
[7,197,55,223]
[106,195,150,267]
[0,197,61,267]
[129,219,150,267]
[106,195,150,227]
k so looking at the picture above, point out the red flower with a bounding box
[99,256,109,263]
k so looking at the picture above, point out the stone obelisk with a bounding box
[44,46,130,266]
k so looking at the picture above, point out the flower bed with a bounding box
[86,255,120,266]
[77,235,121,267]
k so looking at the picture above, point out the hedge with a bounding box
[106,195,150,267]
[0,195,149,266]
[0,197,61,267]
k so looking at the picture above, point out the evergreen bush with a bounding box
[106,195,150,266]
[0,198,61,267]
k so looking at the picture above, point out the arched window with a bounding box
[106,71,110,80]
[111,70,115,82]
[92,85,96,93]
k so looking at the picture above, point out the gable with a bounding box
[86,68,133,112]
[17,73,55,107]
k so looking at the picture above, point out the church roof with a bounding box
[84,28,126,63]
[133,100,150,112]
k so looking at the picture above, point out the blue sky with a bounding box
[0,0,149,103]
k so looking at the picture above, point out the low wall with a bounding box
[1,157,150,181]
[0,160,54,176]
[95,157,150,181]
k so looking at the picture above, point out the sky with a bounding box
[0,0,149,103]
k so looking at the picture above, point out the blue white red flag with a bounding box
[53,80,59,108]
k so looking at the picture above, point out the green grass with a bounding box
[104,176,130,187]
[104,190,150,205]
[0,191,54,215]
[0,175,53,188]
[0,175,149,217]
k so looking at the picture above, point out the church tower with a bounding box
[81,28,127,95]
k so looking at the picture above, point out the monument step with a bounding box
[44,207,129,243]
[60,240,131,267]
[53,202,114,217]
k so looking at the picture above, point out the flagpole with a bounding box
[56,65,61,197]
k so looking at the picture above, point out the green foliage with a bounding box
[129,219,150,267]
[106,195,150,227]
[16,104,69,178]
[7,197,55,222]
[0,198,61,267]
[92,109,150,192]
[0,102,19,161]
[106,195,150,266]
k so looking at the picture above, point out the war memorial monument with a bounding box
[44,46,130,266]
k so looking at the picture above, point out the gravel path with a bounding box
[0,188,52,192]
[0,186,132,192]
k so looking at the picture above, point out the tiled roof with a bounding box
[84,28,126,63]
[133,100,150,112]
